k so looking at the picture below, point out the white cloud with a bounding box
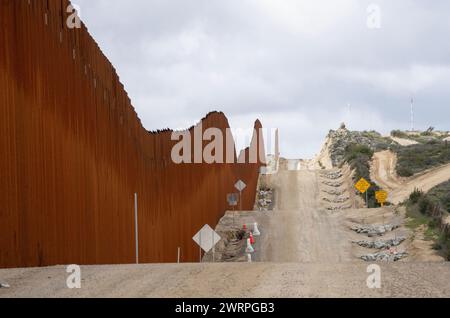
[76,0,450,158]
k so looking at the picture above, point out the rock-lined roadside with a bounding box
[361,251,408,262]
[353,237,406,249]
[319,168,353,211]
[351,224,400,237]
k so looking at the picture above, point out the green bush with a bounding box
[396,142,450,177]
[432,242,443,250]
[344,144,374,162]
[406,181,450,260]
[391,130,409,138]
[397,166,414,177]
[343,143,380,208]
[409,188,424,204]
[418,196,433,216]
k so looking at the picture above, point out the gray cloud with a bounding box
[75,0,450,158]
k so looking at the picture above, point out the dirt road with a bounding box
[258,169,352,262]
[1,262,450,298]
[371,150,450,204]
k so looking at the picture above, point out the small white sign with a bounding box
[192,225,221,253]
[234,180,247,192]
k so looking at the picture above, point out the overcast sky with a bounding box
[75,0,450,158]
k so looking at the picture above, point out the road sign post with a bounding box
[227,193,239,225]
[355,178,371,208]
[193,225,221,263]
[234,180,247,211]
[375,190,388,207]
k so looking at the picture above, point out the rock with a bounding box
[351,224,400,237]
[361,251,408,262]
[322,189,346,195]
[323,196,350,204]
[0,283,10,288]
[257,188,274,211]
[320,171,343,180]
[322,180,344,187]
[353,237,406,249]
[326,204,353,211]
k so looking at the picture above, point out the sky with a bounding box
[74,0,450,158]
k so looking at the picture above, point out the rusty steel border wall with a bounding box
[0,0,265,268]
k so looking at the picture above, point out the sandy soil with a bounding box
[258,170,353,263]
[406,224,445,262]
[371,150,450,204]
[390,137,419,146]
[313,137,334,169]
[2,262,450,298]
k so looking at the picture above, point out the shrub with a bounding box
[432,242,442,250]
[418,196,433,216]
[397,166,414,177]
[409,188,424,204]
[391,130,409,138]
[396,142,450,176]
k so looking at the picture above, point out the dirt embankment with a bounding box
[371,150,450,204]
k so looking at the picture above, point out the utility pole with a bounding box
[410,98,414,132]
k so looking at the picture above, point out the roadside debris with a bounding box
[0,283,11,288]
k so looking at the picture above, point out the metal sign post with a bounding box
[355,178,371,208]
[227,193,239,225]
[193,225,221,263]
[234,180,247,211]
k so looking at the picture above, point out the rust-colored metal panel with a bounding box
[0,0,265,268]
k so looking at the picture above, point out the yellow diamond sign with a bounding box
[355,178,371,194]
[376,190,388,206]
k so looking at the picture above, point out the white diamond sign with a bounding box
[234,180,246,192]
[192,224,221,253]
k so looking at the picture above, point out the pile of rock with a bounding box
[351,224,400,237]
[327,204,353,211]
[322,180,344,187]
[322,189,346,195]
[320,171,343,180]
[361,251,408,262]
[353,237,406,249]
[257,188,273,211]
[203,228,246,262]
[323,196,350,204]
